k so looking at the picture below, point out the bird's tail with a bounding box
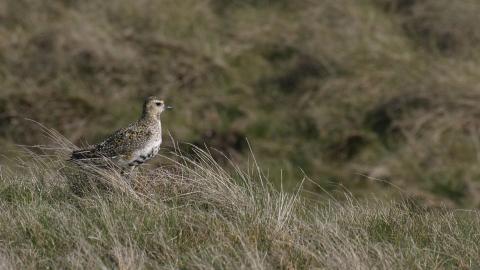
[69,148,99,161]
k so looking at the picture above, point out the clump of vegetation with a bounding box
[0,133,479,269]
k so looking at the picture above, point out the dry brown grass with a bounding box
[0,130,479,269]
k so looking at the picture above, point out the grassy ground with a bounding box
[1,134,479,269]
[2,2,480,266]
[2,1,480,268]
[2,0,480,207]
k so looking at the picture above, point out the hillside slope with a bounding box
[1,0,480,206]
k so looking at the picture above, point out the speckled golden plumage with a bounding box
[70,96,172,171]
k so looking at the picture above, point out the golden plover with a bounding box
[70,96,173,173]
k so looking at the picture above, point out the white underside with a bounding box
[119,137,162,167]
[135,138,162,159]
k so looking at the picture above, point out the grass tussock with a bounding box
[0,133,479,269]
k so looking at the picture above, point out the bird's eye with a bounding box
[155,102,163,106]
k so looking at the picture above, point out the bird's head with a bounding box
[142,96,173,119]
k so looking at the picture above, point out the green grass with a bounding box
[3,1,480,267]
[1,137,479,269]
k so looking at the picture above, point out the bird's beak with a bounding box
[166,105,174,110]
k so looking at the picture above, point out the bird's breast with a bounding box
[127,137,162,167]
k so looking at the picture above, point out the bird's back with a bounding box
[71,118,162,167]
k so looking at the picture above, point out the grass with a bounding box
[0,132,479,269]
[1,1,480,268]
[2,0,480,207]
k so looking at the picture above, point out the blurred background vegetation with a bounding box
[1,0,480,207]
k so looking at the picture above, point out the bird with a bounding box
[70,96,173,175]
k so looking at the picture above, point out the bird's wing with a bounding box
[70,122,152,161]
[94,122,152,158]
